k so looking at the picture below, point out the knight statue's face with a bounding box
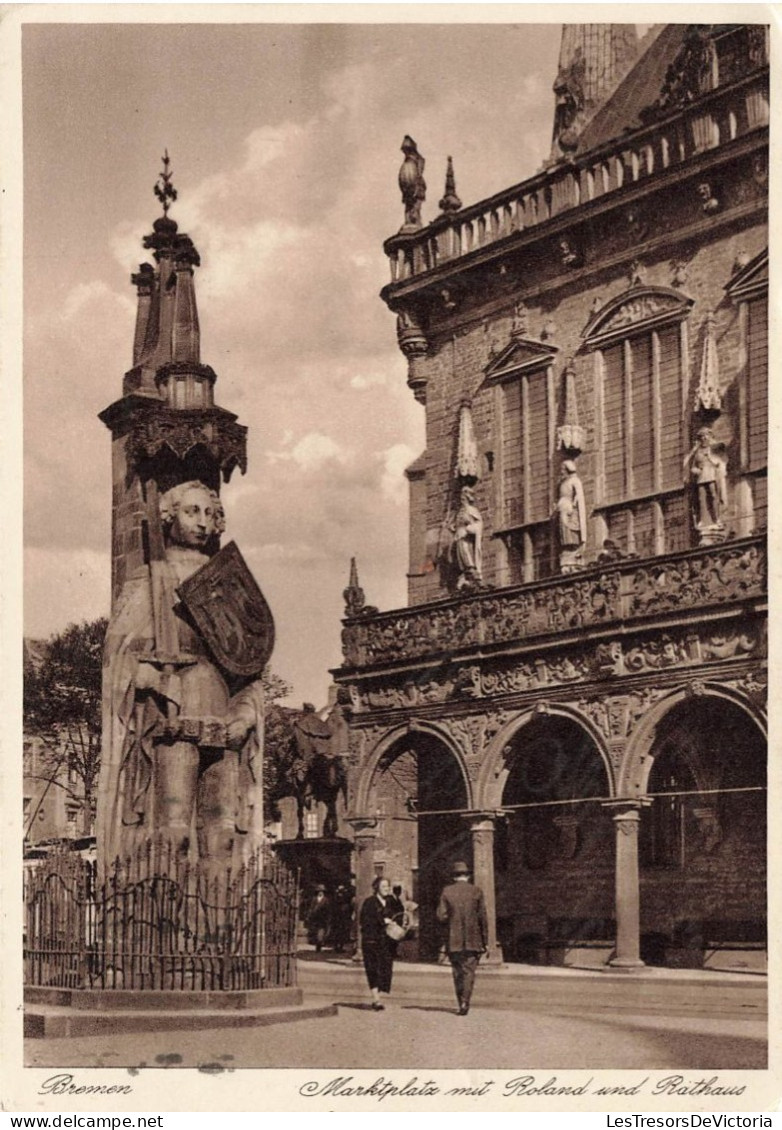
[170,486,220,548]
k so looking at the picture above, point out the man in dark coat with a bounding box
[306,884,331,952]
[436,860,488,1015]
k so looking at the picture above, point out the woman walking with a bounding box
[359,876,397,1011]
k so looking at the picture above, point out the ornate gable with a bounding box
[484,337,558,382]
[582,286,693,350]
[725,248,767,303]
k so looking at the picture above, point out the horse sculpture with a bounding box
[284,705,348,839]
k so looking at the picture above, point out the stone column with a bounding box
[346,818,379,963]
[462,812,503,966]
[603,799,651,971]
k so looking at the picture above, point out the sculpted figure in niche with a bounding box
[685,426,727,544]
[97,480,265,872]
[556,460,587,572]
[452,486,484,590]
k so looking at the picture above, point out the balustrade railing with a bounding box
[341,536,765,671]
[385,63,768,285]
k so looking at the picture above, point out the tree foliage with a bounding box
[261,672,299,823]
[24,618,300,833]
[23,618,107,836]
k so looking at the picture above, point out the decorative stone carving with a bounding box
[455,402,480,485]
[511,301,529,337]
[723,669,767,709]
[551,47,586,156]
[694,312,722,414]
[396,309,429,403]
[685,426,728,544]
[454,665,482,699]
[557,363,586,456]
[446,715,487,776]
[343,557,366,618]
[438,156,462,214]
[559,237,581,268]
[342,545,765,669]
[438,485,485,592]
[646,27,716,117]
[671,258,690,286]
[698,182,720,215]
[556,460,587,573]
[752,153,769,188]
[595,640,625,677]
[625,634,687,671]
[625,205,648,243]
[398,135,426,230]
[127,407,248,480]
[346,620,761,705]
[630,543,764,616]
[602,293,680,334]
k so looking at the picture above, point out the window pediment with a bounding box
[582,286,693,350]
[725,248,767,303]
[484,336,558,382]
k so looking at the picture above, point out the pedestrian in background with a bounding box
[359,876,397,1010]
[305,884,331,952]
[436,860,488,1015]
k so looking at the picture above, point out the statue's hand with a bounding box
[225,715,254,750]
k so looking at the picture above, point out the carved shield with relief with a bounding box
[177,540,274,678]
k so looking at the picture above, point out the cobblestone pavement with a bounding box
[26,996,767,1072]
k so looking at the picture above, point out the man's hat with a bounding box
[451,860,470,876]
[315,884,326,892]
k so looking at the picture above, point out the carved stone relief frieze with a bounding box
[343,622,763,716]
[631,544,765,617]
[342,544,765,670]
[444,715,488,781]
[576,687,669,746]
[722,668,768,711]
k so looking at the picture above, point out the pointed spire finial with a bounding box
[154,149,178,217]
[343,557,366,618]
[439,156,462,214]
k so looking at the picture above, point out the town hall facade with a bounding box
[334,24,768,969]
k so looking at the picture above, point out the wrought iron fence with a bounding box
[24,843,299,991]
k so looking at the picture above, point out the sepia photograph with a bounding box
[3,4,775,1113]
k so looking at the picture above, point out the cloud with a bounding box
[266,431,352,472]
[380,443,417,506]
[351,370,388,390]
[24,548,110,637]
[24,23,562,705]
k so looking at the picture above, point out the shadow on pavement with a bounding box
[401,1004,459,1016]
[588,1015,768,1070]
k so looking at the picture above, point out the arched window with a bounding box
[582,287,694,557]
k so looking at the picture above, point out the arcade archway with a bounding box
[365,729,471,960]
[495,713,612,964]
[638,695,766,967]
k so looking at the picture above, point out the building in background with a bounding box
[336,24,768,970]
[23,639,92,852]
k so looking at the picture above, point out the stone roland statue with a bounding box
[97,480,272,873]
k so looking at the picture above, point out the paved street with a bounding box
[26,965,767,1071]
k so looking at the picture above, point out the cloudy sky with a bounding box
[21,15,570,706]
